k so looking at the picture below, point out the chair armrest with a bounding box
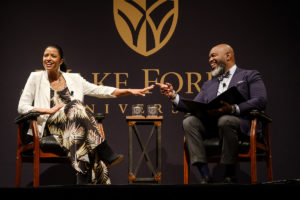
[248,110,272,123]
[15,111,41,124]
[94,113,105,123]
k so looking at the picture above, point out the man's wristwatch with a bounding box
[231,105,236,114]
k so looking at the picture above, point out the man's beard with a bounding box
[211,61,226,78]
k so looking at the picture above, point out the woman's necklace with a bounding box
[51,74,64,91]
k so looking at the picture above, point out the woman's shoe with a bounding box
[107,154,124,167]
[97,141,124,167]
[76,172,89,185]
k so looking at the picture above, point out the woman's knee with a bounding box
[65,100,88,118]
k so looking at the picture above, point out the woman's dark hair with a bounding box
[45,44,67,72]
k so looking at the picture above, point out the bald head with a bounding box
[209,44,236,74]
[214,44,233,52]
[211,44,235,61]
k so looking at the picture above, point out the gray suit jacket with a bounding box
[176,67,267,135]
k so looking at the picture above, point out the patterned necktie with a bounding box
[217,71,230,82]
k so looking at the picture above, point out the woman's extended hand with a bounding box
[112,85,155,97]
[129,85,155,96]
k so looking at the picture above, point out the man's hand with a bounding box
[207,101,232,117]
[156,82,176,99]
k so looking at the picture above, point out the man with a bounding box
[156,44,267,183]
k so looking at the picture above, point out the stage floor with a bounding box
[2,179,300,197]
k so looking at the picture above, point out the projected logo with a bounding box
[113,0,178,56]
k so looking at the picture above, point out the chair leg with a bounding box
[15,152,22,187]
[266,152,273,182]
[15,124,23,187]
[183,137,189,184]
[265,124,273,182]
[33,150,40,187]
[33,146,40,187]
[250,150,257,184]
[31,120,40,187]
[98,122,106,140]
[250,119,257,184]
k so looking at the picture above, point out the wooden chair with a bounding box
[15,111,106,187]
[183,110,273,184]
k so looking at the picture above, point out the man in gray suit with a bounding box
[156,44,267,184]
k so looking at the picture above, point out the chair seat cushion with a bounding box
[22,135,67,156]
[204,137,250,149]
[39,136,66,155]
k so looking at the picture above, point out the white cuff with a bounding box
[171,94,180,105]
[233,104,240,115]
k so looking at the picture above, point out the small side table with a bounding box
[126,116,163,184]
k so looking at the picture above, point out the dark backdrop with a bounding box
[0,0,299,187]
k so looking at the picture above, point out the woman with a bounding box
[18,44,154,184]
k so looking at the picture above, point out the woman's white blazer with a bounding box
[18,70,116,137]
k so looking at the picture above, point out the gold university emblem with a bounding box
[113,0,179,56]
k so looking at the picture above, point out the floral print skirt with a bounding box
[45,87,111,184]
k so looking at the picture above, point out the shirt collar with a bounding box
[228,64,237,76]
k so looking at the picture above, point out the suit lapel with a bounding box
[228,67,242,88]
[207,78,219,101]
